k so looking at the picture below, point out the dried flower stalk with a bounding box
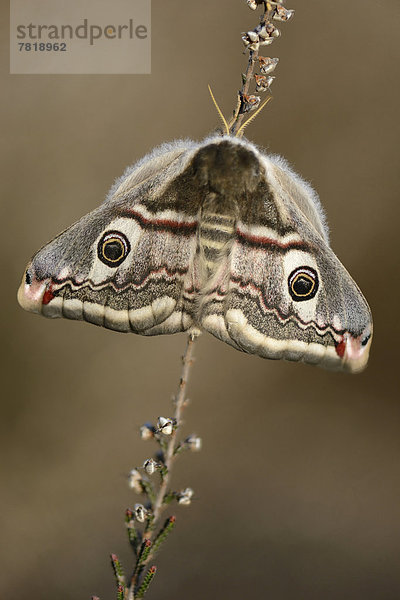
[230,0,294,136]
[92,333,199,600]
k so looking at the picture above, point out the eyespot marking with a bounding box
[98,231,130,267]
[288,266,319,302]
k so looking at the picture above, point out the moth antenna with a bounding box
[236,96,273,138]
[208,84,230,136]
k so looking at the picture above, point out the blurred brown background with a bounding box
[1,1,400,599]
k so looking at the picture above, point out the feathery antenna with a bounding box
[208,85,230,136]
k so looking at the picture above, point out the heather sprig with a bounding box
[229,0,295,136]
[91,333,199,600]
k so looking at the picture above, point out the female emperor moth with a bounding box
[18,136,373,372]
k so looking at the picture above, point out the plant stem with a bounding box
[126,332,198,599]
[149,333,197,524]
[230,1,276,135]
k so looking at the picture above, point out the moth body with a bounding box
[18,136,372,372]
[198,204,236,275]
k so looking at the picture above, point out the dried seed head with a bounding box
[273,5,295,22]
[258,22,280,44]
[254,74,275,92]
[247,30,259,42]
[140,423,154,441]
[242,32,260,52]
[128,468,143,493]
[157,416,174,436]
[246,0,258,9]
[257,25,273,45]
[258,56,279,75]
[241,93,261,113]
[178,488,194,505]
[134,503,147,522]
[185,435,202,452]
[143,458,158,475]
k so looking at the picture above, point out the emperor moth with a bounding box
[18,136,372,372]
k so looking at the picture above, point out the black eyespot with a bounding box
[25,271,32,285]
[98,231,130,267]
[288,266,319,302]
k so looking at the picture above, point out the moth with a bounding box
[18,135,372,372]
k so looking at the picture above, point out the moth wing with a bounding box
[20,141,203,336]
[198,148,372,371]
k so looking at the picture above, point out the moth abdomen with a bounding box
[198,195,237,276]
[199,222,235,274]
